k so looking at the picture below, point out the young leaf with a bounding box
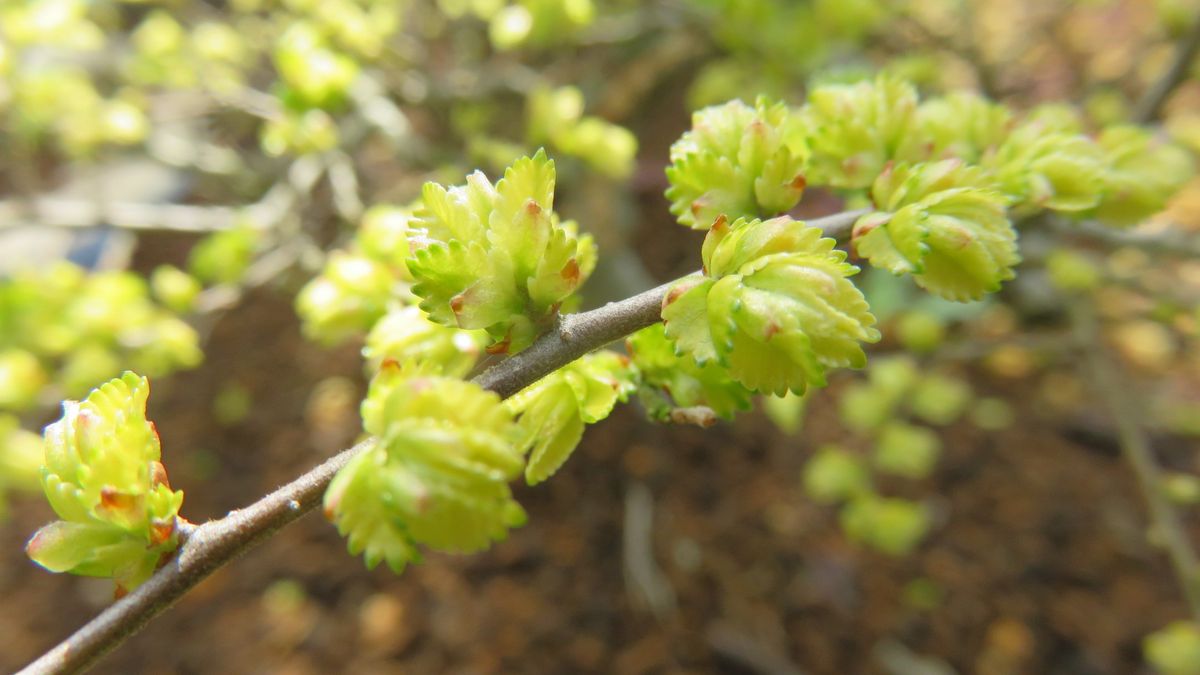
[666,98,807,229]
[853,161,1018,302]
[914,92,1012,163]
[296,251,405,344]
[1145,621,1200,675]
[839,495,930,556]
[987,120,1105,213]
[663,216,880,396]
[1089,126,1195,227]
[801,74,918,189]
[408,151,596,353]
[626,324,753,423]
[330,364,526,571]
[506,351,637,484]
[29,373,184,592]
[363,306,488,377]
[873,422,941,479]
[323,444,420,573]
[803,445,871,505]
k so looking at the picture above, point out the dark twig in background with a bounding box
[1133,12,1200,124]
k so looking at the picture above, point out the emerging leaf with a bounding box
[663,216,880,396]
[408,150,596,353]
[803,444,871,505]
[296,251,405,345]
[626,324,753,423]
[666,98,808,229]
[28,373,183,592]
[363,306,488,377]
[853,161,1018,302]
[1089,126,1195,227]
[839,495,930,556]
[801,74,919,189]
[506,351,637,484]
[987,120,1106,213]
[913,92,1012,163]
[329,364,526,572]
[323,444,420,573]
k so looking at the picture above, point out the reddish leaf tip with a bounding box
[561,258,580,284]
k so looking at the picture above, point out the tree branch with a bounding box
[1071,301,1200,619]
[18,209,860,675]
[1133,12,1200,124]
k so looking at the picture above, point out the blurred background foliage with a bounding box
[4,0,1200,673]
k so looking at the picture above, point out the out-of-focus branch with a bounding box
[1071,301,1200,620]
[0,198,241,233]
[1064,219,1200,259]
[1133,12,1200,124]
[0,155,324,234]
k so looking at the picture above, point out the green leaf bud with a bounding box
[150,265,202,314]
[663,215,880,395]
[28,373,184,592]
[873,422,941,479]
[1046,249,1102,293]
[358,205,415,273]
[839,382,895,433]
[273,23,358,109]
[909,373,972,425]
[896,310,946,353]
[0,349,48,411]
[801,74,918,189]
[987,120,1106,213]
[489,0,594,50]
[666,98,807,229]
[853,160,1018,301]
[1145,621,1200,675]
[188,224,260,286]
[60,343,123,398]
[506,351,636,484]
[408,150,595,353]
[556,116,638,179]
[1163,473,1200,506]
[327,365,526,572]
[297,252,402,344]
[839,495,929,556]
[1090,126,1195,227]
[260,109,339,158]
[970,397,1014,430]
[128,316,204,377]
[1,414,44,519]
[914,92,1012,163]
[626,324,752,423]
[363,306,488,377]
[803,444,871,505]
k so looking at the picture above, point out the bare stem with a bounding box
[1063,218,1200,259]
[1133,12,1200,124]
[17,209,860,675]
[1071,301,1200,619]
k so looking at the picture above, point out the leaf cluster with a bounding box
[26,373,184,593]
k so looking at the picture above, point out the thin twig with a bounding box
[18,209,859,675]
[811,207,867,241]
[1071,301,1200,619]
[1060,218,1200,259]
[1133,12,1200,124]
[0,198,241,233]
